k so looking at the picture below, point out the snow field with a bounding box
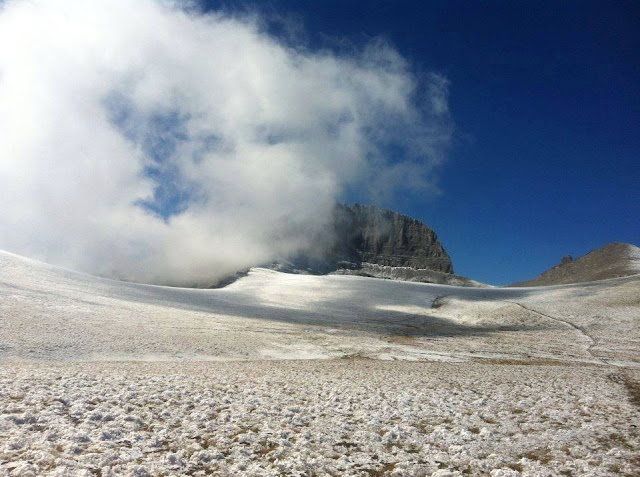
[1,361,639,476]
[1,250,639,365]
[1,250,639,475]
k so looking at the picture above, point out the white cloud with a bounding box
[0,0,452,285]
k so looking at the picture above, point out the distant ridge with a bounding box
[511,242,640,287]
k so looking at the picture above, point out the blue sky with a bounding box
[0,0,637,285]
[201,0,639,285]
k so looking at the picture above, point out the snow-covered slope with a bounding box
[2,250,640,476]
[1,249,638,365]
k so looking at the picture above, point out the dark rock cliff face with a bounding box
[335,204,453,273]
[284,204,454,275]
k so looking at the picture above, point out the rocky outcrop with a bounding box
[282,203,454,276]
[271,203,463,285]
[511,242,640,287]
[336,204,454,273]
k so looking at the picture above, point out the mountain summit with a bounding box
[271,204,486,286]
[329,203,453,273]
[511,242,640,287]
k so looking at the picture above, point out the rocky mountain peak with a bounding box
[277,203,455,279]
[336,203,453,273]
[511,242,640,286]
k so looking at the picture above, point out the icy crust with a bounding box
[1,361,639,477]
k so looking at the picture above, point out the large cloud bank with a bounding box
[0,0,451,285]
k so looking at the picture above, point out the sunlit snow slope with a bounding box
[1,250,639,365]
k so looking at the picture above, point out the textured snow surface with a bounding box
[1,250,640,475]
[1,361,639,476]
[2,250,639,365]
